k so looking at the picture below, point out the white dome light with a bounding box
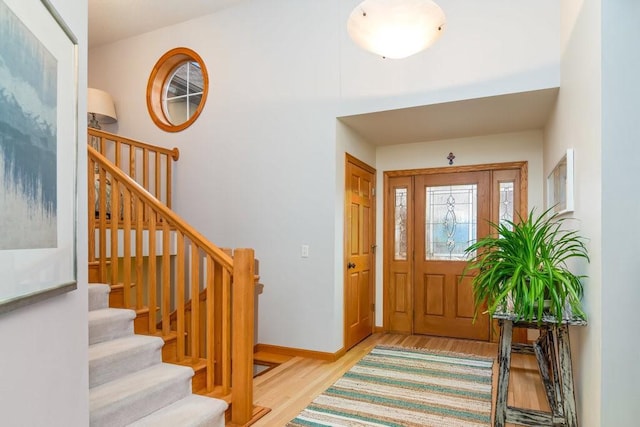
[347,0,446,59]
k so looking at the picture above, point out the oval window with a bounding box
[147,47,209,132]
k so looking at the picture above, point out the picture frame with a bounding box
[0,0,78,314]
[547,148,574,215]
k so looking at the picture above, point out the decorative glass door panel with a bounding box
[499,182,514,229]
[425,184,477,260]
[394,188,408,261]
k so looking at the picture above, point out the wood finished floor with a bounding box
[251,333,549,427]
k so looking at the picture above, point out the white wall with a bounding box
[374,130,544,324]
[600,1,640,424]
[544,0,602,425]
[89,0,559,352]
[0,0,88,425]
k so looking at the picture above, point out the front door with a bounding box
[345,155,375,350]
[413,171,491,340]
[384,163,525,341]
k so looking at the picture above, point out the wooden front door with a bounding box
[384,163,525,341]
[345,155,375,350]
[413,172,491,340]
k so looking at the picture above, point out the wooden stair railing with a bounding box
[88,145,259,426]
[88,128,179,207]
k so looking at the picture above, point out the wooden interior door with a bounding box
[345,155,375,350]
[413,171,491,340]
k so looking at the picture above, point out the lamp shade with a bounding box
[347,0,446,59]
[87,88,117,123]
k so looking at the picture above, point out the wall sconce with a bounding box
[347,0,446,59]
[87,88,117,130]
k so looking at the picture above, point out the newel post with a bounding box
[231,248,255,425]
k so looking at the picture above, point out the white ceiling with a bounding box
[339,88,559,146]
[88,3,559,146]
[88,0,247,47]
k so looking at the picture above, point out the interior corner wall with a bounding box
[0,0,89,425]
[374,130,544,325]
[600,1,640,425]
[544,1,602,425]
[335,121,377,337]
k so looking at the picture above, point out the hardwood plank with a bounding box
[251,333,549,427]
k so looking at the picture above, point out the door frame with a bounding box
[343,153,376,350]
[382,161,528,341]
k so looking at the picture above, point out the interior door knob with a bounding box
[347,262,356,269]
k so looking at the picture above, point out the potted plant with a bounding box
[463,207,589,323]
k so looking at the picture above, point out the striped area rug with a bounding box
[287,346,493,427]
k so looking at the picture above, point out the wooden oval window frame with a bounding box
[146,47,209,132]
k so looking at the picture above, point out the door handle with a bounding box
[347,262,356,269]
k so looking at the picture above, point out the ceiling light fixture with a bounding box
[347,0,446,59]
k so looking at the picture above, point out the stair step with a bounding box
[89,308,135,345]
[89,335,164,388]
[88,283,110,311]
[89,363,194,427]
[127,394,227,427]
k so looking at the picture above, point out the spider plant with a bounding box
[463,207,589,323]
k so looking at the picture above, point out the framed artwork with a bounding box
[0,0,78,314]
[547,148,574,215]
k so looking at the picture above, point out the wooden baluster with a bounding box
[98,166,108,283]
[87,158,96,266]
[191,246,200,363]
[206,256,215,392]
[143,148,149,222]
[155,154,161,203]
[115,140,122,173]
[176,233,185,361]
[110,178,120,293]
[135,197,144,311]
[129,144,136,183]
[129,146,136,222]
[147,210,157,334]
[161,220,171,335]
[221,268,231,394]
[166,155,172,208]
[122,188,132,308]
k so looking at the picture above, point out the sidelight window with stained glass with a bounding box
[425,184,477,260]
[499,182,514,230]
[394,188,408,260]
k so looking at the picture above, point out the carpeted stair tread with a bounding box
[89,284,111,311]
[127,394,227,427]
[90,362,194,427]
[89,335,164,388]
[89,308,136,345]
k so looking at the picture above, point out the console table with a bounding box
[493,313,587,427]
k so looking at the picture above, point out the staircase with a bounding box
[89,283,227,426]
[86,129,267,426]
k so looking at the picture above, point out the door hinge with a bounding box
[372,187,375,197]
[371,244,377,254]
[371,303,375,312]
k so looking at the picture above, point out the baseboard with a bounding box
[373,326,385,333]
[254,343,345,362]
